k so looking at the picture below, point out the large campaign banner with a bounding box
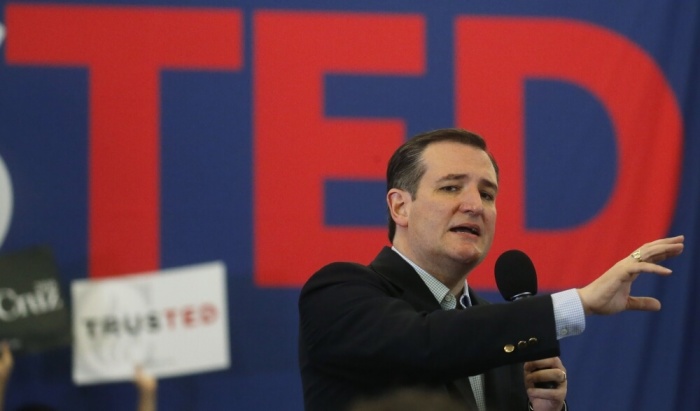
[0,1,698,410]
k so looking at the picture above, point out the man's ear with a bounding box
[387,188,410,228]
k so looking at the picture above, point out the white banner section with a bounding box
[71,261,229,385]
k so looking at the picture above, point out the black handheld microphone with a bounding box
[494,249,558,389]
[495,249,537,301]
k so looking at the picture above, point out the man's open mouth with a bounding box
[450,225,480,236]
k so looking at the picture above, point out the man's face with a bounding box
[401,141,498,274]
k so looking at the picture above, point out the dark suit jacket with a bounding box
[299,247,561,411]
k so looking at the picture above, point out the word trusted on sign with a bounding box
[71,261,230,385]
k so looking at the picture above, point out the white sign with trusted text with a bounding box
[71,261,230,385]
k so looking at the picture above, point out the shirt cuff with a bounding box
[551,289,585,339]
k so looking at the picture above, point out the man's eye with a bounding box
[441,186,459,192]
[481,192,495,201]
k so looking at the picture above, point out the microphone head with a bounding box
[494,249,538,301]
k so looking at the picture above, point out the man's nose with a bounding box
[458,188,484,214]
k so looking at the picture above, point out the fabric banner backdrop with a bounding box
[71,261,230,385]
[0,1,699,410]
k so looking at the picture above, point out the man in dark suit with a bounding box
[298,128,684,411]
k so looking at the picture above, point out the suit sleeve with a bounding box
[298,262,560,384]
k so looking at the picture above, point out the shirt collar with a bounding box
[391,246,471,309]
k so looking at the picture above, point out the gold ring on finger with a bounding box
[631,249,643,262]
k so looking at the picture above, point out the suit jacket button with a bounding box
[528,337,538,345]
[504,344,515,353]
[518,340,528,349]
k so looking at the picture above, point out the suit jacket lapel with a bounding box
[370,247,480,409]
[369,247,442,312]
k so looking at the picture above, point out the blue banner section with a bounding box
[0,1,698,410]
[325,181,386,226]
[525,79,617,229]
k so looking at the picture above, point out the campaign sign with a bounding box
[71,261,229,385]
[0,246,70,353]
